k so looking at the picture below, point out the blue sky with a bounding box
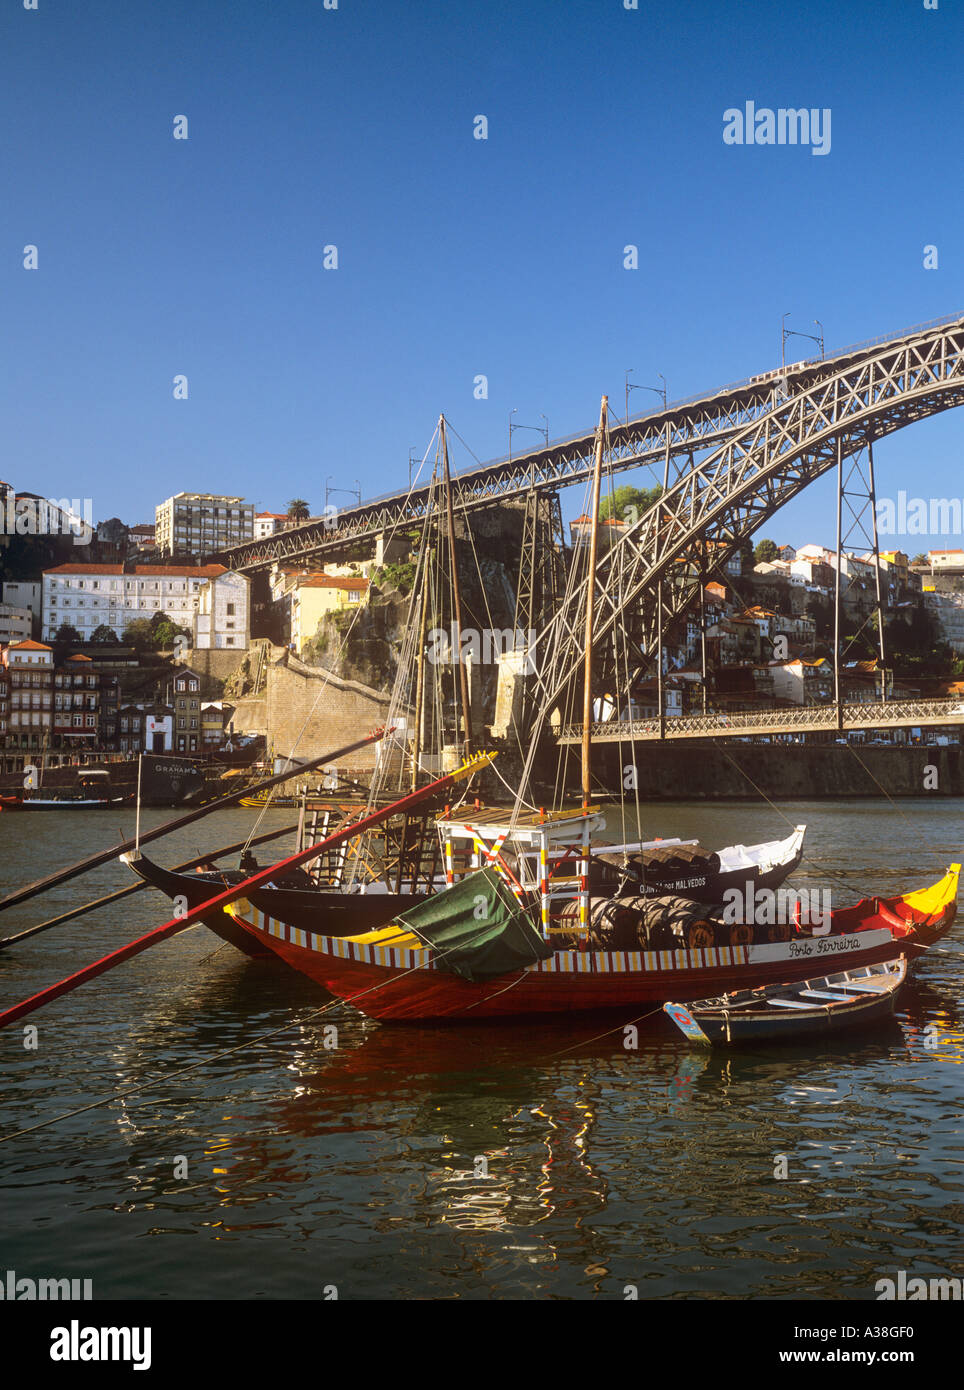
[2,0,961,550]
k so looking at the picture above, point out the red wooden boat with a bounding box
[216,807,959,1022]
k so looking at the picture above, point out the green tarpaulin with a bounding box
[395,866,552,982]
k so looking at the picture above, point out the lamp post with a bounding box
[325,477,362,511]
[782,314,825,371]
[509,411,550,463]
[626,370,667,423]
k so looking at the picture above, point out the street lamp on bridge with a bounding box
[625,370,667,423]
[782,314,825,372]
[508,409,549,464]
[325,476,362,511]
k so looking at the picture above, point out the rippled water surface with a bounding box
[0,800,961,1299]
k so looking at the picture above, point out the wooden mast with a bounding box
[441,415,473,757]
[410,495,434,792]
[581,395,608,808]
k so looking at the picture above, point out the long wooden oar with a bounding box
[0,751,494,1030]
[0,729,391,916]
[0,820,301,950]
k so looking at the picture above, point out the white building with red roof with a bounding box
[41,563,250,648]
[254,512,290,540]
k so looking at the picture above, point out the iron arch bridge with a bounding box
[219,311,964,574]
[530,313,964,737]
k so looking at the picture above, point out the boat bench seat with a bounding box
[825,978,892,992]
[768,997,816,1009]
[800,989,859,1002]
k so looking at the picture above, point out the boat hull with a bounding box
[665,959,906,1045]
[223,912,920,1021]
[122,854,429,959]
[222,869,957,1021]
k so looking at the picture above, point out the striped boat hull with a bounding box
[224,902,937,1021]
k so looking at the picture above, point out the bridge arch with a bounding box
[532,318,964,722]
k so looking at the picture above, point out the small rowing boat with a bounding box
[663,957,908,1045]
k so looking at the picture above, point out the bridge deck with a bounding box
[555,699,964,743]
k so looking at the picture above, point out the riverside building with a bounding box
[42,564,250,649]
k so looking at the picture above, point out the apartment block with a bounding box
[0,604,33,645]
[155,493,254,557]
[254,512,290,540]
[2,640,54,750]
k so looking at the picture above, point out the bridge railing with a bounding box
[556,697,964,742]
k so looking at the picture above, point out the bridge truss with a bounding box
[219,313,964,574]
[530,314,964,741]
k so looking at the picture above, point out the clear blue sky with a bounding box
[2,0,961,550]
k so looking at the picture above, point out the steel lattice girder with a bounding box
[533,321,964,724]
[220,408,748,573]
[220,336,921,574]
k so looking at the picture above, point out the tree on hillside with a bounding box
[89,625,118,643]
[153,618,191,651]
[599,484,662,524]
[754,538,779,564]
[287,499,311,522]
[52,623,83,645]
[123,619,154,650]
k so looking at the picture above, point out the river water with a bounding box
[0,800,961,1301]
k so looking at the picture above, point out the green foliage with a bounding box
[805,595,834,640]
[754,538,779,564]
[89,625,118,643]
[153,619,191,650]
[599,484,662,524]
[287,499,311,521]
[122,619,154,650]
[52,623,82,645]
[120,611,191,652]
[372,561,416,595]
